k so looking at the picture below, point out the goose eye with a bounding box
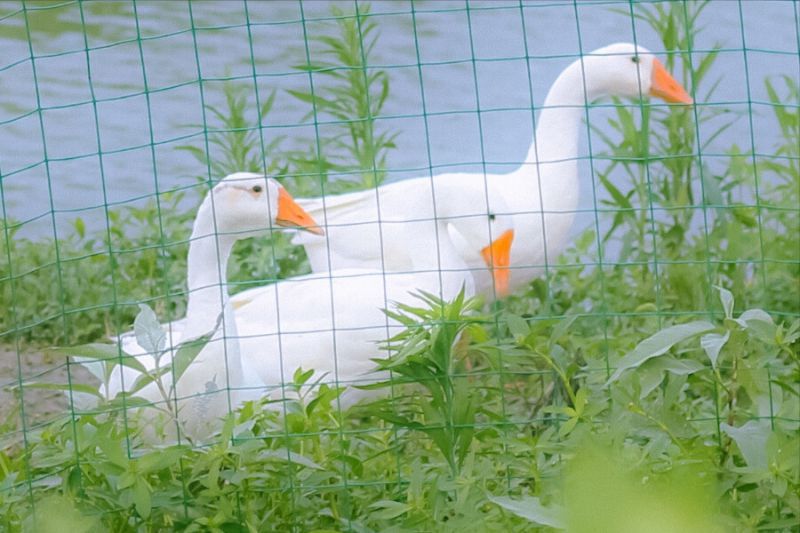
[252,185,263,193]
[488,214,496,222]
[631,56,640,64]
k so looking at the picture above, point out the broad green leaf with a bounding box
[558,416,579,438]
[134,304,166,357]
[700,330,730,369]
[172,331,215,385]
[466,323,489,343]
[715,285,734,319]
[133,479,152,519]
[507,314,534,344]
[606,321,716,385]
[105,395,157,411]
[654,356,706,376]
[756,518,800,531]
[96,435,128,469]
[573,387,588,415]
[638,356,707,398]
[117,471,136,490]
[735,308,773,326]
[721,421,770,471]
[551,313,579,343]
[14,381,103,399]
[56,343,149,376]
[70,357,106,383]
[136,447,188,474]
[488,495,564,528]
[53,343,119,361]
[129,369,162,396]
[110,352,150,377]
[369,500,411,520]
[259,449,324,470]
[541,405,577,417]
[66,466,82,495]
[736,309,777,343]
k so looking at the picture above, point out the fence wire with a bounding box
[0,0,798,530]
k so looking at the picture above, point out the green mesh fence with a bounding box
[0,0,798,530]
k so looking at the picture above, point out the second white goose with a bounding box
[292,42,693,296]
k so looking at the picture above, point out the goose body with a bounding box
[79,173,322,440]
[229,179,515,408]
[294,43,692,296]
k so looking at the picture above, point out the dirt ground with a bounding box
[0,345,95,433]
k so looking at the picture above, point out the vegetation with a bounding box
[0,2,797,531]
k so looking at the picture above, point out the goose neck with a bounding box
[183,201,237,340]
[408,193,467,267]
[523,57,602,167]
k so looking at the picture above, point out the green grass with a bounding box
[1,2,798,531]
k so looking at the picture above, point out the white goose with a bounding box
[84,173,322,439]
[228,178,515,407]
[292,43,693,296]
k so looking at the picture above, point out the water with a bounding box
[0,0,798,239]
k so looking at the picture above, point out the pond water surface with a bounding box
[0,0,797,239]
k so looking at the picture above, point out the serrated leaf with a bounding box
[700,330,730,369]
[606,321,716,385]
[488,495,564,528]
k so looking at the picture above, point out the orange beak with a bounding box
[480,229,514,298]
[275,187,324,236]
[649,58,693,104]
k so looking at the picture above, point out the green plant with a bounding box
[363,289,488,477]
[1,191,192,346]
[493,287,799,529]
[288,2,398,195]
[2,2,798,530]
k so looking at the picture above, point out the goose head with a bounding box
[209,172,325,238]
[440,190,515,297]
[582,42,693,104]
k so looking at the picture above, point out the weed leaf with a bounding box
[606,321,716,385]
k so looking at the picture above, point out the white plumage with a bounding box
[293,43,692,296]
